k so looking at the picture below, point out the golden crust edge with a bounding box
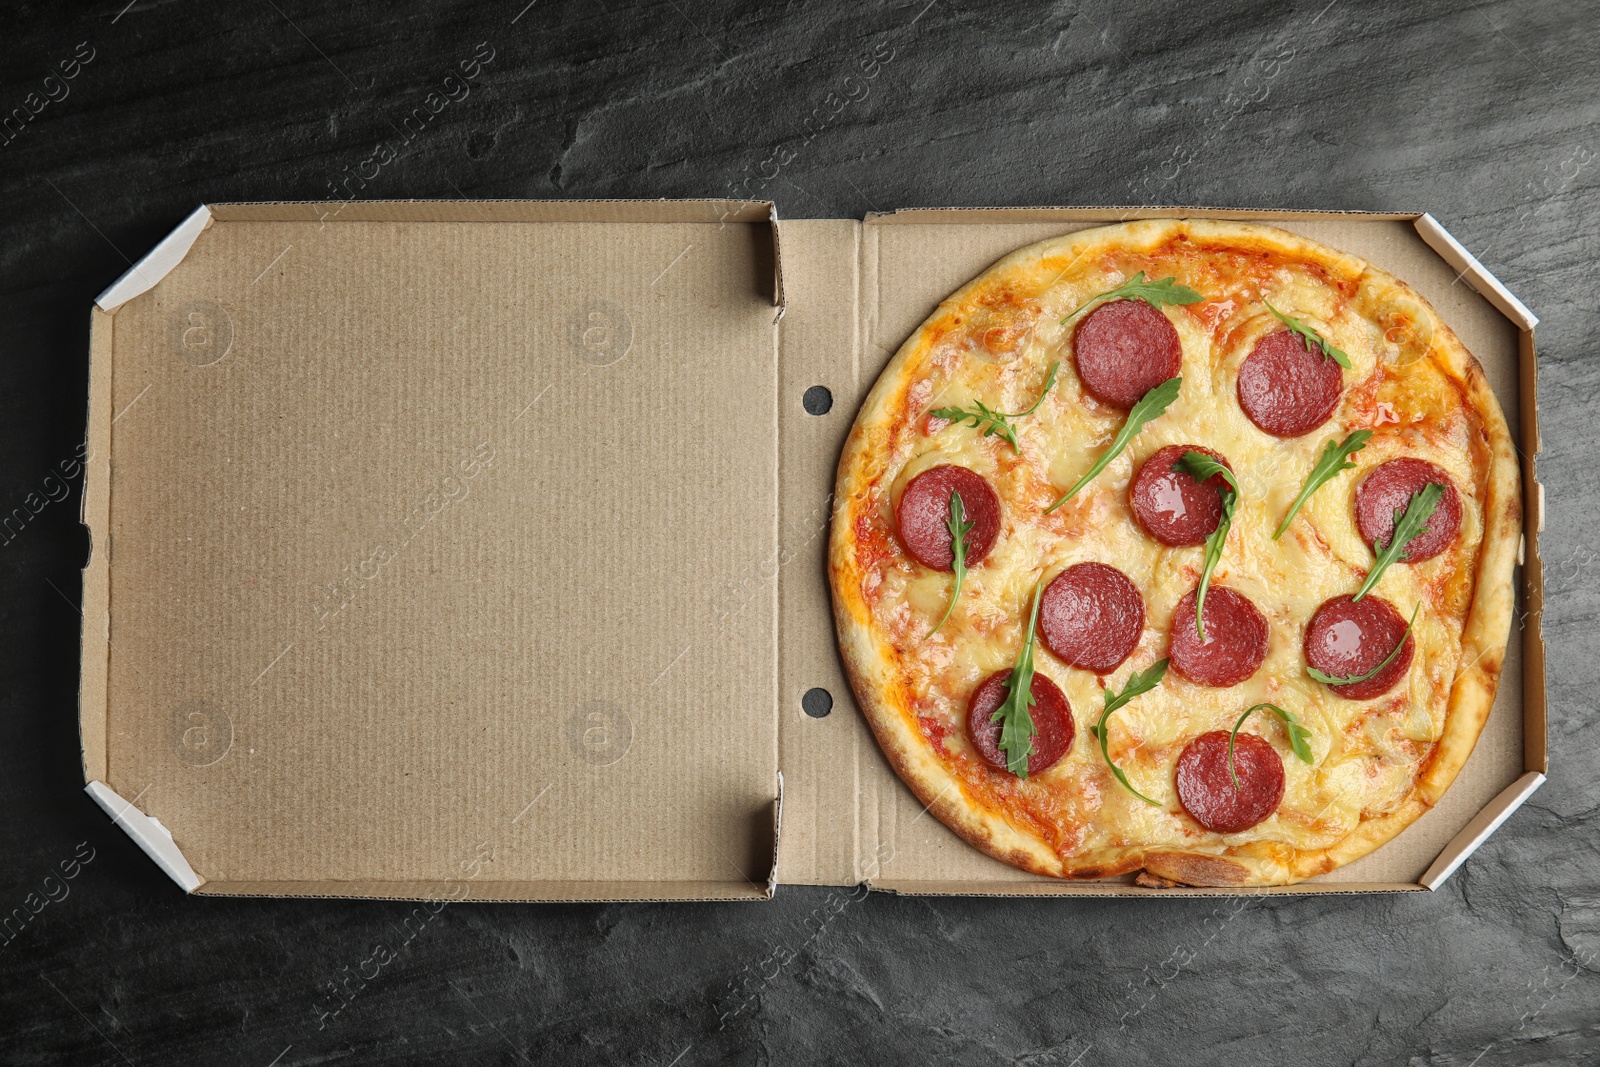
[828,329,1069,881]
[1281,266,1523,879]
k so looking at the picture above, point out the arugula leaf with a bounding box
[1044,376,1182,513]
[1087,658,1169,805]
[1262,299,1352,369]
[991,580,1045,777]
[1273,431,1372,540]
[1062,272,1203,323]
[931,399,1022,451]
[1228,703,1314,790]
[931,362,1060,454]
[1172,451,1240,642]
[926,491,972,639]
[1009,361,1061,418]
[1307,602,1420,686]
[1353,483,1444,602]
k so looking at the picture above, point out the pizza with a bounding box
[828,219,1521,887]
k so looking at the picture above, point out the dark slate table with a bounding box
[2,1,1596,1063]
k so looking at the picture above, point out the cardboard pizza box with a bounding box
[79,201,1545,899]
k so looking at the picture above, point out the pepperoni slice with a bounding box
[1175,731,1285,834]
[896,465,1003,571]
[1304,594,1414,700]
[1039,563,1145,673]
[1355,458,1462,562]
[1236,329,1344,438]
[1073,299,1183,408]
[966,670,1074,776]
[1130,445,1233,546]
[1168,586,1269,687]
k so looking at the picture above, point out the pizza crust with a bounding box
[830,219,1521,887]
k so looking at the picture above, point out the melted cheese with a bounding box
[858,243,1488,864]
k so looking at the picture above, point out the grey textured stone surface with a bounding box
[1,1,1597,1063]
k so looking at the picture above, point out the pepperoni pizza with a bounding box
[829,219,1521,887]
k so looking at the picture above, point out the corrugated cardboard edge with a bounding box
[82,208,214,788]
[85,782,203,892]
[768,771,784,896]
[867,206,1423,224]
[206,198,787,312]
[189,781,782,902]
[191,881,768,903]
[80,307,113,786]
[844,206,1545,895]
[1420,771,1546,889]
[86,216,202,903]
[208,197,775,224]
[770,202,786,321]
[868,880,1426,897]
[95,205,213,312]
[1517,329,1548,777]
[82,204,214,785]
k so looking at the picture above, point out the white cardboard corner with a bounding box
[1413,214,1538,331]
[85,781,203,893]
[94,204,213,312]
[1420,770,1545,890]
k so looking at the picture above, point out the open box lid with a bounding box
[81,200,785,901]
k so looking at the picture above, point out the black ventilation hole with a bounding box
[802,385,833,416]
[801,687,833,718]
